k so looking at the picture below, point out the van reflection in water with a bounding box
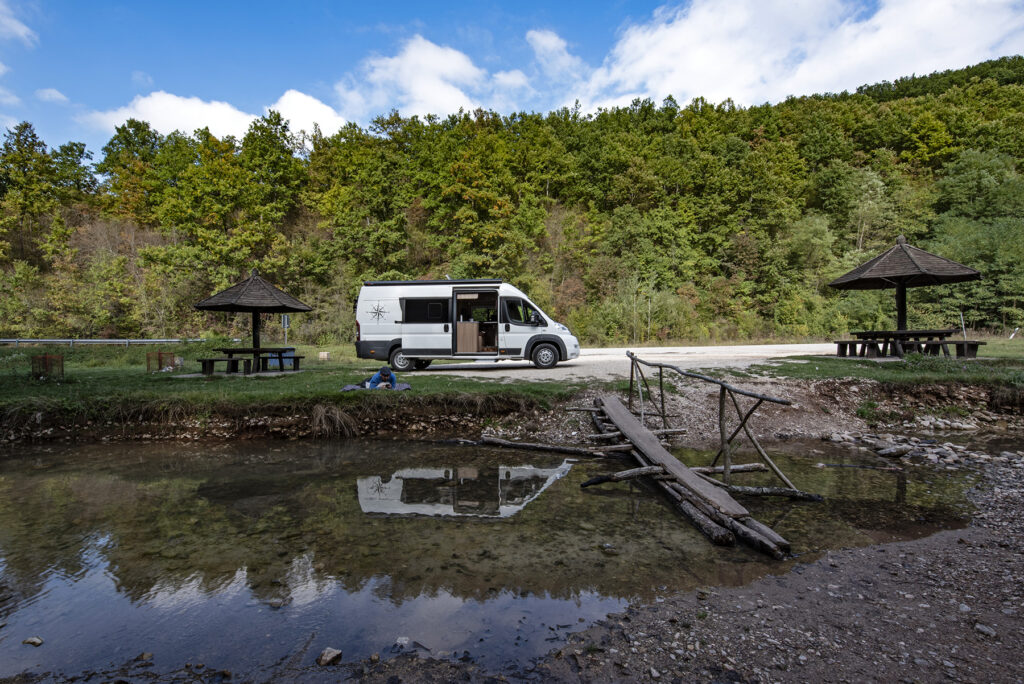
[357,461,572,517]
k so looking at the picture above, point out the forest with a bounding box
[1,56,1023,346]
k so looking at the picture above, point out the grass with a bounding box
[3,335,1022,431]
[0,342,589,431]
[748,337,1024,412]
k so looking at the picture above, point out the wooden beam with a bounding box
[597,396,749,518]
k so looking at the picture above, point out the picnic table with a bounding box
[835,329,984,359]
[197,347,304,375]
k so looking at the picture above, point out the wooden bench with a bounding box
[835,340,887,357]
[197,357,252,375]
[953,341,985,358]
[258,354,305,371]
[907,340,951,356]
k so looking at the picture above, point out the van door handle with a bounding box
[444,324,449,332]
[504,323,510,332]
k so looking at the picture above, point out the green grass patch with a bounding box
[0,343,590,430]
[753,352,1024,387]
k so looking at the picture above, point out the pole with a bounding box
[252,312,261,372]
[719,386,731,484]
[896,282,907,330]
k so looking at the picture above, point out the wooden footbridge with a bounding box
[578,352,822,559]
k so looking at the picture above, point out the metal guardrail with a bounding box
[0,338,211,347]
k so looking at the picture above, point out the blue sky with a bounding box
[2,0,1023,156]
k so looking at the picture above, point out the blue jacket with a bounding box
[368,370,396,389]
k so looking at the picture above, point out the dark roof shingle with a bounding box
[195,270,313,313]
[829,238,981,291]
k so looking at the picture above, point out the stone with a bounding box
[975,623,997,638]
[959,603,970,613]
[317,647,342,666]
[650,666,660,678]
[22,636,43,647]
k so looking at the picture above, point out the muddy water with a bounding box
[0,439,970,679]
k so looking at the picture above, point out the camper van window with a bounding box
[403,298,450,323]
[505,298,540,325]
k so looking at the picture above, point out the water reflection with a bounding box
[0,438,971,679]
[357,462,572,517]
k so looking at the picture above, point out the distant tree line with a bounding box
[2,57,1023,345]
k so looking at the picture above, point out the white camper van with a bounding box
[354,279,580,371]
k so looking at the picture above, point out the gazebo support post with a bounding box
[896,282,907,331]
[252,312,261,372]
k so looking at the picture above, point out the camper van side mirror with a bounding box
[529,312,542,326]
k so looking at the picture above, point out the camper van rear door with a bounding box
[400,297,452,355]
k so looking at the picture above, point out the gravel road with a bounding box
[417,343,836,381]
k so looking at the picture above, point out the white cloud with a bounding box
[493,69,530,91]
[336,34,485,120]
[0,1,36,46]
[0,84,18,106]
[576,0,1024,110]
[35,87,68,104]
[81,91,257,139]
[268,89,346,136]
[81,89,348,141]
[526,29,587,82]
[132,70,154,87]
[778,0,1024,99]
[489,69,533,113]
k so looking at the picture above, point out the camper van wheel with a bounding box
[531,343,559,369]
[413,359,432,370]
[389,349,413,372]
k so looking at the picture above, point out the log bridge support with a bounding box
[580,352,823,558]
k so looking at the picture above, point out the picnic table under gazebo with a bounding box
[194,269,312,374]
[829,236,984,359]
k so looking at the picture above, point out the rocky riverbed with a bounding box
[331,375,1024,682]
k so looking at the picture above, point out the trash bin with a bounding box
[265,348,297,370]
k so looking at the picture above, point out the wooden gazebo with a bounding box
[195,269,312,350]
[828,236,981,330]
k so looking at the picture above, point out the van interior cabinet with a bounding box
[457,321,479,352]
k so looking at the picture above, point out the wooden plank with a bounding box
[598,396,748,518]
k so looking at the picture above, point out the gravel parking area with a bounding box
[418,343,836,382]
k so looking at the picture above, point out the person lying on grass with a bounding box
[368,365,397,389]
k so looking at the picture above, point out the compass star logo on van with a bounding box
[354,279,580,372]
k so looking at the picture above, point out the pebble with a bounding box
[825,428,1017,470]
[22,637,43,647]
[974,623,997,638]
[317,647,343,666]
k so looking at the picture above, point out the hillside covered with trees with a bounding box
[1,56,1023,346]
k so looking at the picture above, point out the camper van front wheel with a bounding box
[531,343,558,369]
[389,349,413,372]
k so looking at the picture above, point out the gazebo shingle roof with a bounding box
[828,238,981,291]
[194,269,312,313]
